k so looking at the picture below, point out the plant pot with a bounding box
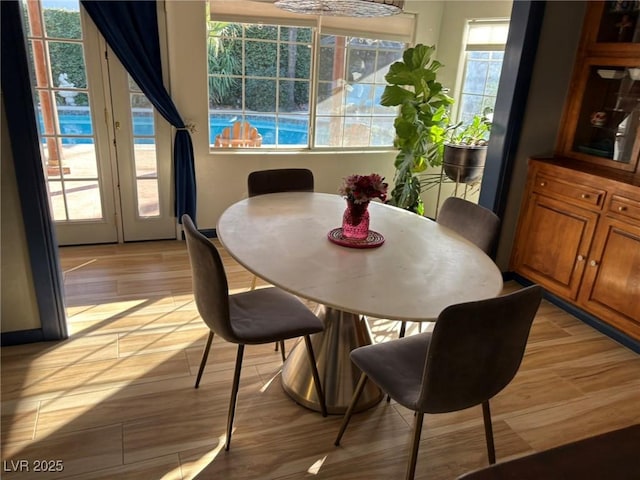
[443,144,487,183]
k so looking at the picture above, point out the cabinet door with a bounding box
[558,58,640,172]
[582,1,640,56]
[578,216,640,339]
[513,194,599,300]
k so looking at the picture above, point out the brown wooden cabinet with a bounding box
[511,1,640,341]
[578,200,640,338]
[557,1,640,173]
[511,158,640,341]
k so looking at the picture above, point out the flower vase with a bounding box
[342,200,370,240]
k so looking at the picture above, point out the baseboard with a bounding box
[180,228,217,240]
[510,272,640,354]
[199,228,217,238]
[1,328,45,346]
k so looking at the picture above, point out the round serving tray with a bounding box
[327,228,385,249]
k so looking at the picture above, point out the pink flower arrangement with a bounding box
[339,173,388,204]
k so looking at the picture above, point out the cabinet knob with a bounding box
[581,193,590,199]
[540,182,546,187]
[618,206,627,212]
[589,260,598,267]
[577,255,585,262]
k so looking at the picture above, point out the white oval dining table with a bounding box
[217,192,503,414]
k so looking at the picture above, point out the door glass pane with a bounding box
[49,41,87,88]
[64,181,102,219]
[57,95,92,136]
[134,143,158,177]
[128,75,160,218]
[60,141,98,178]
[23,0,105,222]
[48,180,65,221]
[42,2,82,39]
[131,94,154,136]
[136,179,160,217]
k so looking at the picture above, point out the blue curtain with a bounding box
[81,1,196,224]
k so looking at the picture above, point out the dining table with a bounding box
[216,192,503,414]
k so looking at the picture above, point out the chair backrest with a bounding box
[215,121,263,148]
[182,214,238,343]
[247,168,314,197]
[419,285,543,414]
[436,197,501,257]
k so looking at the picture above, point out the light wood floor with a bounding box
[2,240,639,479]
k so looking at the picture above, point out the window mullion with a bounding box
[309,26,320,150]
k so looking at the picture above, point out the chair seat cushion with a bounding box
[230,287,323,344]
[350,333,432,410]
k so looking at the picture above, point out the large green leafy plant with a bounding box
[381,44,453,214]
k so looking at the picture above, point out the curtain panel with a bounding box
[81,0,196,224]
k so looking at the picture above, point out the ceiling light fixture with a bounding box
[274,0,404,17]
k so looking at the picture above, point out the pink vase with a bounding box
[342,200,370,240]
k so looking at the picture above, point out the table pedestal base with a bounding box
[281,305,383,415]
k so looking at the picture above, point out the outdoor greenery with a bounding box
[207,22,312,112]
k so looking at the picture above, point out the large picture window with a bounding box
[207,8,413,150]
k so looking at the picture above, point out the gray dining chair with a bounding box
[182,214,327,451]
[398,196,501,339]
[335,285,543,480]
[247,168,314,360]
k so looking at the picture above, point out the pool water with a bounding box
[40,110,310,146]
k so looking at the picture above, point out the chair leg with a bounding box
[225,344,245,451]
[387,321,407,403]
[399,321,407,338]
[279,340,286,362]
[303,335,327,417]
[334,373,368,445]
[405,412,424,480]
[195,331,214,388]
[482,400,496,464]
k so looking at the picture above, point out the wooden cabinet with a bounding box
[578,202,640,338]
[512,2,640,341]
[557,1,640,174]
[511,158,640,341]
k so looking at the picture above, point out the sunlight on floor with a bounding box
[307,455,327,475]
[175,434,227,479]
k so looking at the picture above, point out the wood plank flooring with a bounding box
[2,240,638,479]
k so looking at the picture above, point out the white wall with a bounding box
[163,0,511,228]
[1,93,41,333]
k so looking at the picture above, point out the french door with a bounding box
[23,0,175,245]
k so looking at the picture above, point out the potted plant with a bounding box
[380,44,454,215]
[443,110,492,184]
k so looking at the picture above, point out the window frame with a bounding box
[456,20,510,125]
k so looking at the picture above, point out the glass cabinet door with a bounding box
[595,1,640,44]
[560,59,640,171]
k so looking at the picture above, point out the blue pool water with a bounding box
[39,110,309,146]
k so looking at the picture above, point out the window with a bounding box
[207,5,415,150]
[457,21,509,125]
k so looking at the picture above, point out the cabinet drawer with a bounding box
[533,174,605,208]
[609,195,640,222]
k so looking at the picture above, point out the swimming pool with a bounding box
[39,109,310,146]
